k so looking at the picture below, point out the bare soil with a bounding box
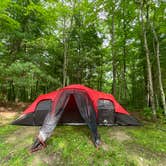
[0,102,29,112]
[110,130,131,142]
[0,102,29,125]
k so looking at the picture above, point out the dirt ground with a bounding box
[0,102,29,125]
[0,102,29,112]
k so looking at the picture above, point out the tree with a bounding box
[150,22,166,116]
[139,1,156,119]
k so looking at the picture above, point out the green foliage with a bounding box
[156,108,166,123]
[6,61,56,86]
[143,107,153,120]
[142,107,166,122]
[0,0,165,118]
[0,14,20,32]
[0,61,58,101]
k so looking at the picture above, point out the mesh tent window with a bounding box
[97,99,115,124]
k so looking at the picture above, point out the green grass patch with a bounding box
[0,125,18,136]
[0,124,165,165]
[46,126,136,165]
[0,125,34,166]
[125,124,166,153]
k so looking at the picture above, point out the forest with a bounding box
[0,0,166,120]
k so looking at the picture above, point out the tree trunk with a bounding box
[98,58,103,91]
[62,1,75,87]
[111,6,116,96]
[122,0,127,99]
[150,22,166,116]
[35,80,38,99]
[62,39,68,87]
[62,16,68,87]
[140,2,156,119]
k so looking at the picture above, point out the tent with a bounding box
[12,84,140,150]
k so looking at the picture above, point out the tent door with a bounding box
[39,91,100,146]
[58,94,85,124]
[97,99,115,125]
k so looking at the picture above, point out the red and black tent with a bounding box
[12,84,140,149]
[12,84,139,126]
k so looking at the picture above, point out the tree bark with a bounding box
[62,40,68,87]
[122,0,127,99]
[140,2,156,119]
[62,0,75,87]
[97,55,103,91]
[111,5,116,96]
[150,22,166,116]
[62,16,68,87]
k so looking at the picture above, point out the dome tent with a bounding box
[12,84,140,151]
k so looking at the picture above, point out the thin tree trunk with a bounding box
[155,94,159,109]
[122,0,127,99]
[140,2,156,119]
[62,16,68,87]
[62,38,68,87]
[35,80,38,99]
[98,57,103,91]
[150,22,166,116]
[147,80,150,107]
[97,55,103,91]
[111,6,116,96]
[118,73,121,101]
[62,1,75,87]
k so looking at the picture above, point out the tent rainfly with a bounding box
[12,84,140,152]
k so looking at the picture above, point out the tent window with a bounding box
[98,100,114,110]
[36,100,52,111]
[34,100,52,125]
[97,99,115,124]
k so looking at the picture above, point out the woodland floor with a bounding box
[0,103,166,166]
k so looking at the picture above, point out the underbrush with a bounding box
[142,107,166,123]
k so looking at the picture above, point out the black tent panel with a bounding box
[73,92,100,145]
[115,113,140,126]
[12,100,52,126]
[11,113,34,126]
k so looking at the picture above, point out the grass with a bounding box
[125,124,166,153]
[0,125,33,166]
[0,123,166,166]
[46,126,135,165]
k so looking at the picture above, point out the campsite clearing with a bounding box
[0,111,165,166]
